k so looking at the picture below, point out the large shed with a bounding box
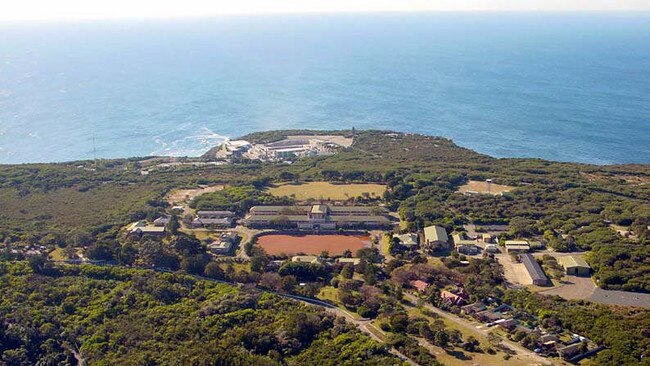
[424,225,449,250]
[520,253,549,286]
[558,256,591,276]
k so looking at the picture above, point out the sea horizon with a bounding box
[1,12,649,165]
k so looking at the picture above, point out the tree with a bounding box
[167,214,180,235]
[340,263,354,279]
[85,241,116,261]
[204,262,224,279]
[434,330,449,348]
[259,272,282,291]
[28,255,54,275]
[118,243,138,265]
[181,254,209,275]
[389,313,409,333]
[281,275,298,292]
[463,336,480,352]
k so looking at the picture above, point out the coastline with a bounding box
[1,129,649,167]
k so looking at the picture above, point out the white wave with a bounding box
[150,126,229,157]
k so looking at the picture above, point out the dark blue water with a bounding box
[1,13,649,164]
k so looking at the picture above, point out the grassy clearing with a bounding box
[457,180,515,195]
[218,262,250,272]
[49,247,67,261]
[267,181,386,201]
[380,235,393,259]
[317,286,340,303]
[181,229,213,241]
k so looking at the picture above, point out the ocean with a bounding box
[0,13,649,165]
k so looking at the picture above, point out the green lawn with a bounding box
[267,182,386,201]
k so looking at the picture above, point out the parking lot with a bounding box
[540,275,650,308]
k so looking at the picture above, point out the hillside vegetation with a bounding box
[0,261,402,366]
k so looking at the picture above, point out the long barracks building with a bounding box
[243,204,393,230]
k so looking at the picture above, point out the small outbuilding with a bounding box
[505,240,530,253]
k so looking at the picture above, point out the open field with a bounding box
[256,234,371,256]
[266,182,386,201]
[458,180,515,195]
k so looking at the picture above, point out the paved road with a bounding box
[403,294,553,366]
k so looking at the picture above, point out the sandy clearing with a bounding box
[458,180,515,195]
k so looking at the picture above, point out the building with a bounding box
[246,138,331,160]
[207,232,239,255]
[455,238,481,255]
[496,318,518,332]
[440,290,466,306]
[461,302,487,315]
[558,256,591,276]
[336,258,361,265]
[191,210,235,229]
[393,233,419,248]
[197,210,235,219]
[244,204,392,230]
[410,280,429,292]
[475,310,503,323]
[520,253,549,286]
[127,220,166,238]
[481,233,493,243]
[217,140,252,159]
[504,240,530,253]
[485,243,500,253]
[423,225,449,250]
[153,216,170,227]
[557,342,586,360]
[291,255,321,264]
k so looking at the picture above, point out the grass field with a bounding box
[267,182,386,201]
[458,180,515,195]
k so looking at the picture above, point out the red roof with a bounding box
[410,280,429,292]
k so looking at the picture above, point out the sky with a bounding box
[2,0,649,22]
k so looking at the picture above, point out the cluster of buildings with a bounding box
[243,204,392,230]
[214,135,354,162]
[461,302,602,361]
[246,137,339,160]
